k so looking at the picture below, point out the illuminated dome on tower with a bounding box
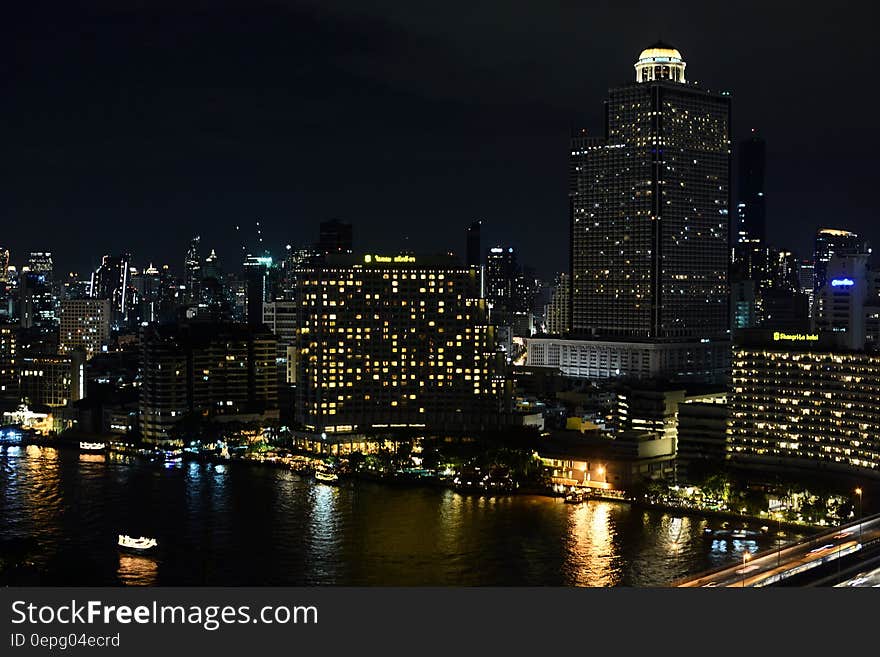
[634,41,686,83]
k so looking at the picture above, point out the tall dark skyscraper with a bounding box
[317,219,353,255]
[570,42,731,342]
[736,129,766,245]
[243,255,273,327]
[466,220,482,267]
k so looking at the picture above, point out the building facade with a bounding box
[295,253,504,436]
[59,299,111,360]
[570,42,731,343]
[18,353,84,408]
[525,336,730,383]
[729,335,880,478]
[0,321,16,401]
[139,322,278,444]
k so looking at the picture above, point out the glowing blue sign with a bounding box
[831,278,854,287]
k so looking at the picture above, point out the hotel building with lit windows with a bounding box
[728,330,880,479]
[294,253,505,437]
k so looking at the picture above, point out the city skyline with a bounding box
[4,3,880,598]
[3,1,880,279]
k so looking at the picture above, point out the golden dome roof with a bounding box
[637,41,683,62]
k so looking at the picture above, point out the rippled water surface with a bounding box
[0,445,805,586]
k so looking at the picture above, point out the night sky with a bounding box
[3,1,878,279]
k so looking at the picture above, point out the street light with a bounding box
[855,487,863,546]
[742,551,751,588]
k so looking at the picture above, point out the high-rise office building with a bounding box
[813,228,868,294]
[317,219,353,255]
[294,253,504,436]
[59,299,111,360]
[466,220,482,268]
[140,322,278,444]
[567,42,731,380]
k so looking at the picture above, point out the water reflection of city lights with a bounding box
[569,501,617,587]
[117,554,159,586]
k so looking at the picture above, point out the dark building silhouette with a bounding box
[736,130,766,245]
[466,220,482,267]
[317,219,353,255]
[90,254,132,328]
[140,321,278,444]
[243,255,273,327]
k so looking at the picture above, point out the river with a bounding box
[0,444,806,586]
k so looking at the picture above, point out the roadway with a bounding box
[676,513,880,587]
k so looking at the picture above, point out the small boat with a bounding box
[314,466,339,484]
[731,529,761,539]
[118,535,158,552]
[564,492,585,504]
[79,441,107,451]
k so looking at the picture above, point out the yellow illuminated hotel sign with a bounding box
[364,254,416,264]
[773,332,819,342]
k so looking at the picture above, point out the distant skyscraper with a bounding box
[544,273,570,336]
[0,321,17,402]
[90,254,132,328]
[185,236,202,305]
[0,247,9,283]
[466,220,482,267]
[202,249,221,281]
[736,130,766,245]
[486,246,518,311]
[570,42,731,344]
[813,228,868,294]
[317,219,353,254]
[243,255,273,327]
[19,253,56,331]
